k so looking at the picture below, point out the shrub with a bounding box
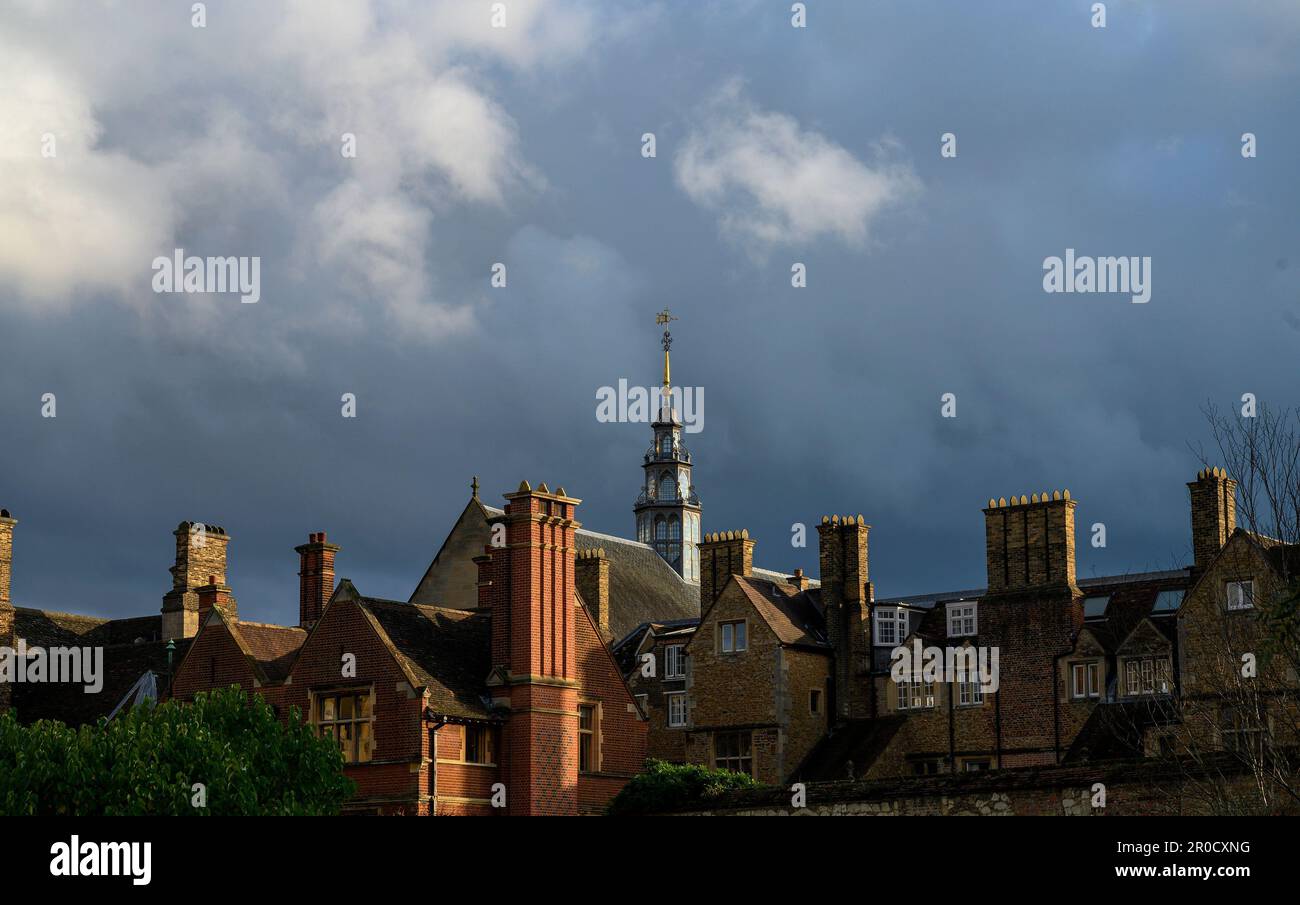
[0,686,354,815]
[607,759,757,815]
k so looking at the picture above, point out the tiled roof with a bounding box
[226,620,306,683]
[356,597,492,720]
[733,576,829,649]
[10,608,189,726]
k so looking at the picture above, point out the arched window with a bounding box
[655,516,667,540]
[659,434,672,457]
[658,472,676,501]
[668,516,681,540]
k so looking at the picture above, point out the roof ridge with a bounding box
[235,620,306,632]
[14,606,111,623]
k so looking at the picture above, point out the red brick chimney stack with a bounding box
[195,574,237,624]
[296,531,341,629]
[488,480,583,816]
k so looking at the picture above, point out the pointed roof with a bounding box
[353,596,492,720]
[410,496,699,641]
[732,575,829,650]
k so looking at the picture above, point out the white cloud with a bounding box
[0,0,601,338]
[674,81,920,249]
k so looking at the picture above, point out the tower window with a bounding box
[658,472,676,501]
[660,434,672,457]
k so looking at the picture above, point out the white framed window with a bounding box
[720,620,747,653]
[958,677,985,707]
[1071,662,1100,700]
[873,607,909,646]
[1123,657,1171,695]
[897,681,935,710]
[947,602,977,637]
[664,644,686,678]
[1226,580,1255,611]
[666,692,687,728]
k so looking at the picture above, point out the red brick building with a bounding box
[166,482,647,815]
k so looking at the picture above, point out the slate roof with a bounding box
[356,596,492,720]
[479,503,700,642]
[9,608,189,726]
[875,569,1193,660]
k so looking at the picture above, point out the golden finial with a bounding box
[656,308,678,391]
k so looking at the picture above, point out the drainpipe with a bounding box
[947,678,956,770]
[428,713,448,816]
[994,685,1003,768]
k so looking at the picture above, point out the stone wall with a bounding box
[658,759,1285,816]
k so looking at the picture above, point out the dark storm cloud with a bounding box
[1,1,1297,624]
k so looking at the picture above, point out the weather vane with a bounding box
[655,308,677,391]
[656,307,677,353]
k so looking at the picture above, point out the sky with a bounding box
[2,0,1298,626]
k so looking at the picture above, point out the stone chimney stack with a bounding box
[983,492,1077,594]
[195,575,237,624]
[818,515,872,720]
[698,530,755,612]
[1188,467,1236,571]
[575,547,612,637]
[0,510,15,713]
[0,509,15,607]
[161,521,231,640]
[788,568,808,591]
[296,531,340,629]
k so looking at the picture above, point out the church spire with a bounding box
[635,309,700,582]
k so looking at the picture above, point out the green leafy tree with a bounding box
[0,686,354,815]
[607,759,758,816]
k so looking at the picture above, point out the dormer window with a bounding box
[1071,662,1100,700]
[947,602,977,637]
[873,607,908,646]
